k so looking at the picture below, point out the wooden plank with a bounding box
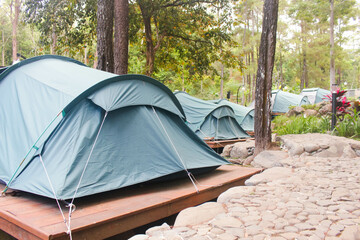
[271,112,285,116]
[0,165,261,240]
[246,131,255,137]
[205,139,247,148]
[0,210,49,240]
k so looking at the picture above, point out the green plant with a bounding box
[272,115,331,135]
[302,104,321,111]
[319,116,331,132]
[334,109,360,138]
[335,115,354,138]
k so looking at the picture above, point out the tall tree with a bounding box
[25,0,79,55]
[329,0,336,91]
[10,0,20,63]
[300,20,308,90]
[254,0,278,155]
[114,0,129,74]
[97,0,114,72]
[136,0,233,76]
[0,5,11,66]
[233,0,263,102]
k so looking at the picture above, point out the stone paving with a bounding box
[130,134,360,240]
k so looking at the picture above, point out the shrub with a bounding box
[301,104,321,111]
[272,115,331,135]
[272,109,360,140]
[334,109,360,139]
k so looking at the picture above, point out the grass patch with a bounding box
[272,115,331,135]
[273,110,360,139]
[335,110,360,138]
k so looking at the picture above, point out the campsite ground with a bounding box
[129,133,360,240]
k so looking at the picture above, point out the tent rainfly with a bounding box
[300,88,331,104]
[271,90,310,113]
[0,67,7,74]
[209,99,254,132]
[174,91,249,140]
[0,55,229,200]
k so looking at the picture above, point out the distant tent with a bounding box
[174,91,249,140]
[271,90,310,113]
[0,55,229,200]
[300,88,331,104]
[210,99,254,132]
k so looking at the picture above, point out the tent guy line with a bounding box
[39,154,72,239]
[152,106,199,193]
[0,55,232,240]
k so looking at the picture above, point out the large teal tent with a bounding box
[271,90,310,113]
[300,88,330,104]
[174,91,249,140]
[0,55,229,200]
[210,99,254,132]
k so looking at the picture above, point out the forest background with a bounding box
[1,0,359,105]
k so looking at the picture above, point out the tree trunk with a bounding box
[93,49,98,69]
[254,0,279,155]
[330,0,336,91]
[300,21,308,90]
[114,0,129,75]
[10,0,20,63]
[337,67,341,86]
[301,53,308,90]
[220,61,224,99]
[84,46,88,65]
[50,24,57,55]
[97,0,115,73]
[251,9,257,102]
[279,43,284,88]
[138,1,155,76]
[2,30,4,66]
[182,70,185,91]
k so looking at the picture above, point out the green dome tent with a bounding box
[271,90,310,113]
[0,55,229,200]
[174,91,249,140]
[209,99,254,132]
[300,88,331,104]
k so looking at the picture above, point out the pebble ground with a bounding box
[131,155,360,240]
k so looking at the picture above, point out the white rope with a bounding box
[70,111,108,203]
[59,111,107,239]
[152,107,199,193]
[66,203,76,236]
[189,172,222,188]
[39,155,72,239]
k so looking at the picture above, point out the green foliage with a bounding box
[0,0,359,98]
[24,0,97,61]
[334,110,360,138]
[0,4,12,65]
[301,104,321,111]
[273,109,360,139]
[272,115,331,135]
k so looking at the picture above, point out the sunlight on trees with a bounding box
[0,0,358,101]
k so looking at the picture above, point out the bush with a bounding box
[272,115,331,135]
[335,109,360,138]
[272,109,360,140]
[301,104,321,111]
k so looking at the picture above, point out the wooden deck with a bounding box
[0,165,261,240]
[204,138,256,149]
